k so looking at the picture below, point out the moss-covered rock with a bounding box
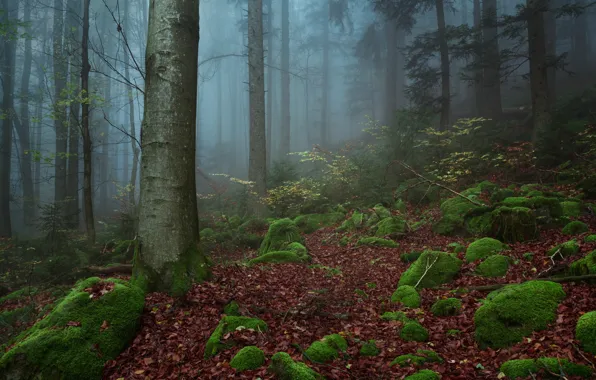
[248,250,309,266]
[398,251,462,288]
[400,251,422,263]
[585,234,596,243]
[0,277,144,380]
[433,191,484,235]
[359,340,379,356]
[356,237,398,248]
[475,255,510,277]
[400,321,429,342]
[391,349,442,367]
[224,301,241,316]
[238,218,269,233]
[0,287,38,304]
[394,199,407,213]
[380,311,409,322]
[447,242,465,254]
[501,196,563,219]
[500,358,592,379]
[337,211,366,232]
[230,346,266,371]
[561,201,583,217]
[404,369,440,380]
[569,251,596,275]
[294,213,345,233]
[304,334,347,363]
[562,220,589,235]
[576,310,596,354]
[373,204,392,219]
[375,216,407,238]
[204,316,268,358]
[490,206,538,243]
[430,298,462,316]
[391,285,421,308]
[200,227,216,241]
[547,240,580,258]
[474,281,566,348]
[269,352,322,380]
[465,237,508,262]
[259,218,304,255]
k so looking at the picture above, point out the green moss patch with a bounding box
[569,251,596,275]
[433,191,484,235]
[400,321,429,342]
[547,240,580,258]
[249,242,310,266]
[400,251,422,263]
[230,346,266,371]
[585,234,596,243]
[269,352,322,380]
[375,216,407,238]
[259,218,304,255]
[238,217,269,233]
[0,287,38,305]
[294,213,344,233]
[475,255,510,277]
[380,311,409,322]
[304,334,347,363]
[490,206,538,243]
[561,201,582,217]
[224,301,241,316]
[204,316,268,358]
[404,369,440,380]
[356,237,398,248]
[398,251,462,288]
[474,280,566,348]
[576,311,596,354]
[465,237,508,262]
[562,220,589,235]
[500,358,592,379]
[359,340,379,356]
[391,285,421,308]
[430,298,462,316]
[390,349,443,367]
[0,277,144,380]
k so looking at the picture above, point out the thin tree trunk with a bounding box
[436,0,451,130]
[280,0,291,157]
[385,21,397,125]
[53,0,68,206]
[247,0,267,213]
[34,19,48,205]
[482,0,502,119]
[135,0,210,295]
[99,78,111,214]
[81,0,95,242]
[571,0,587,78]
[544,2,557,103]
[266,0,273,165]
[473,0,483,116]
[321,1,330,146]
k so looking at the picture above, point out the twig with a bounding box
[573,343,595,369]
[414,255,439,288]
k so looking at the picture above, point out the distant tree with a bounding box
[280,0,291,156]
[481,0,502,119]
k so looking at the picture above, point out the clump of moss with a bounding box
[359,340,379,356]
[490,206,538,243]
[569,251,596,275]
[465,237,508,262]
[398,251,462,288]
[248,251,308,266]
[304,334,347,363]
[500,358,592,379]
[562,220,589,235]
[391,285,421,308]
[259,218,303,255]
[523,252,535,260]
[380,311,408,322]
[394,199,407,213]
[294,213,345,233]
[375,216,407,238]
[404,369,440,380]
[269,352,322,380]
[447,242,465,253]
[238,217,269,233]
[547,240,580,258]
[433,190,484,235]
[475,255,510,277]
[224,301,241,316]
[373,204,392,219]
[230,346,265,371]
[576,311,596,354]
[356,237,398,248]
[561,201,582,217]
[585,234,596,243]
[390,349,442,367]
[0,277,144,379]
[430,298,462,316]
[0,286,38,304]
[401,251,422,263]
[337,211,366,232]
[474,281,566,348]
[400,321,429,342]
[205,316,268,358]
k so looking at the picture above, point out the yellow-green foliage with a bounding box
[259,218,303,255]
[269,352,322,380]
[400,321,429,342]
[430,298,462,316]
[398,251,462,288]
[375,216,407,238]
[465,237,508,262]
[356,237,398,248]
[391,285,421,308]
[474,281,566,348]
[304,334,347,363]
[294,213,344,233]
[569,251,596,275]
[264,178,324,217]
[391,349,443,367]
[500,358,592,379]
[547,240,580,258]
[359,340,379,356]
[0,277,144,380]
[404,369,440,380]
[204,316,267,358]
[562,220,589,235]
[229,346,265,371]
[576,311,596,354]
[475,255,510,277]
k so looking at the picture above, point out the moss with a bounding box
[259,218,304,255]
[391,285,421,308]
[304,334,347,363]
[391,349,442,367]
[398,251,462,288]
[204,316,268,358]
[200,228,216,240]
[404,369,440,380]
[474,280,566,348]
[585,234,596,243]
[359,340,379,356]
[294,213,344,233]
[430,298,462,316]
[356,237,398,248]
[501,196,563,219]
[465,237,508,262]
[490,206,538,243]
[0,277,144,379]
[0,287,38,304]
[400,321,429,342]
[380,311,409,322]
[562,220,589,235]
[500,358,592,379]
[229,346,266,371]
[224,301,241,316]
[547,240,580,258]
[248,251,308,266]
[339,236,349,246]
[434,192,483,235]
[238,218,269,233]
[568,251,596,275]
[375,216,407,238]
[447,242,465,253]
[576,310,596,354]
[476,255,510,277]
[491,188,515,203]
[372,203,392,219]
[287,242,308,257]
[401,251,422,263]
[269,352,322,380]
[394,199,407,213]
[523,252,535,260]
[337,211,366,232]
[561,201,582,217]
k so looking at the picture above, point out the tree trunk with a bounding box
[247,0,267,213]
[81,0,95,242]
[53,0,68,206]
[0,0,17,237]
[571,0,587,77]
[435,0,451,130]
[34,19,49,206]
[473,0,483,116]
[266,0,273,165]
[482,0,502,119]
[385,21,397,125]
[134,0,210,296]
[544,2,556,103]
[99,77,111,214]
[280,0,291,157]
[320,0,330,146]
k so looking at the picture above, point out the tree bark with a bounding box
[266,0,273,165]
[247,0,268,213]
[435,0,451,130]
[53,0,68,207]
[544,1,557,103]
[280,0,291,157]
[473,0,483,116]
[320,0,330,146]
[134,0,210,296]
[482,0,502,119]
[384,21,397,125]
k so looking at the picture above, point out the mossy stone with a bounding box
[430,298,462,316]
[585,234,596,243]
[404,369,440,380]
[304,334,347,363]
[561,201,582,217]
[398,251,462,288]
[356,237,398,248]
[230,346,265,371]
[400,251,422,263]
[224,301,241,316]
[562,220,589,235]
[490,206,538,243]
[375,216,407,238]
[359,340,379,356]
[465,237,508,262]
[259,218,304,255]
[204,316,268,358]
[547,240,580,258]
[500,358,592,379]
[400,321,429,342]
[475,255,510,277]
[380,311,409,322]
[569,251,596,275]
[576,311,596,354]
[391,285,421,308]
[294,213,345,233]
[433,191,484,235]
[269,352,322,380]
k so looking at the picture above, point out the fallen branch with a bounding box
[414,255,439,288]
[440,274,596,293]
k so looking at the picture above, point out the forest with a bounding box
[1,0,596,379]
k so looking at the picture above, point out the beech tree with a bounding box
[134,0,210,295]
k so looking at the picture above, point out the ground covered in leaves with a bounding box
[96,211,596,380]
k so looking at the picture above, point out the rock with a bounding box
[248,250,309,266]
[430,298,462,316]
[356,237,398,248]
[391,285,421,308]
[390,349,442,367]
[304,334,347,363]
[433,189,484,235]
[230,346,265,371]
[0,277,144,380]
[269,352,322,380]
[547,240,580,258]
[475,255,510,277]
[204,316,268,358]
[474,281,566,348]
[561,201,583,217]
[465,237,508,262]
[585,234,596,243]
[562,220,589,235]
[375,216,407,238]
[488,206,538,243]
[576,311,596,354]
[398,251,462,288]
[259,218,303,255]
[500,358,592,379]
[380,311,408,322]
[569,251,596,275]
[404,369,440,380]
[400,321,428,342]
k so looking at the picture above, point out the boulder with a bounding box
[398,251,462,288]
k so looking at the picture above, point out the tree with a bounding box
[435,0,450,130]
[53,0,68,206]
[134,0,210,295]
[482,0,502,119]
[247,0,267,213]
[280,0,291,156]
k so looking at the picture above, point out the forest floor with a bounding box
[93,209,596,380]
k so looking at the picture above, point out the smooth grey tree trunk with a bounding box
[320,1,330,146]
[134,0,210,296]
[482,0,502,119]
[266,0,273,165]
[385,21,397,125]
[280,0,291,156]
[436,0,451,130]
[473,0,484,115]
[53,0,68,206]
